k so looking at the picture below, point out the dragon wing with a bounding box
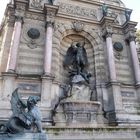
[10,88,27,115]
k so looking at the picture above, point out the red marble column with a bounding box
[44,22,53,75]
[129,36,140,84]
[105,32,117,82]
[6,16,23,72]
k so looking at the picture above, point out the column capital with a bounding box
[44,4,59,23]
[100,17,114,38]
[123,21,137,42]
[102,24,113,38]
[45,21,54,28]
[125,31,136,42]
[15,15,23,23]
[14,0,28,23]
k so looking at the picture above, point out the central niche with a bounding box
[59,34,95,86]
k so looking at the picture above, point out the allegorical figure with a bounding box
[48,0,55,5]
[101,3,108,16]
[64,41,91,83]
[125,9,132,21]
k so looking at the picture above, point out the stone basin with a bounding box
[61,101,100,126]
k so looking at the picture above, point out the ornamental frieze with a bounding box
[58,2,97,20]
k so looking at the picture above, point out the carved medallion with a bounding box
[21,23,45,49]
[27,28,40,39]
[113,42,124,60]
[113,42,123,51]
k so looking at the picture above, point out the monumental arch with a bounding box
[0,0,140,139]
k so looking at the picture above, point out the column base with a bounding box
[6,69,16,73]
[42,73,55,79]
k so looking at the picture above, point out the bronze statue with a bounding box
[64,41,88,74]
[1,88,42,134]
[64,41,91,83]
[101,3,108,16]
[125,9,132,21]
[48,0,55,5]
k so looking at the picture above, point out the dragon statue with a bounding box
[0,88,42,134]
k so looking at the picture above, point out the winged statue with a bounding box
[63,41,91,84]
[0,88,42,134]
[64,41,88,75]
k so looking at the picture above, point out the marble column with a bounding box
[44,22,53,75]
[103,27,123,125]
[128,35,140,84]
[105,32,117,82]
[6,16,23,72]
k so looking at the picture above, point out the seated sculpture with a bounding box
[0,88,42,134]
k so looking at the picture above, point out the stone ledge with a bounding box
[0,133,47,140]
[44,127,138,140]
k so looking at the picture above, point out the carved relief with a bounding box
[26,13,45,21]
[18,83,41,93]
[72,20,84,32]
[54,21,65,31]
[30,0,43,9]
[58,2,97,20]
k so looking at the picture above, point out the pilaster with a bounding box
[123,21,140,85]
[6,0,27,72]
[43,4,58,76]
[100,16,123,125]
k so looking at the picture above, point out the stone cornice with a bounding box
[123,21,137,34]
[71,0,131,12]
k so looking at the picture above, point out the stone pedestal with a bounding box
[41,75,54,126]
[1,72,17,100]
[0,133,47,140]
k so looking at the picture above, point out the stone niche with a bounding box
[58,34,100,126]
[59,34,96,85]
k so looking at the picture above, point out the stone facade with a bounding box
[0,0,140,139]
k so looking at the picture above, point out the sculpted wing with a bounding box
[10,88,27,115]
[82,47,88,66]
[63,45,76,68]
